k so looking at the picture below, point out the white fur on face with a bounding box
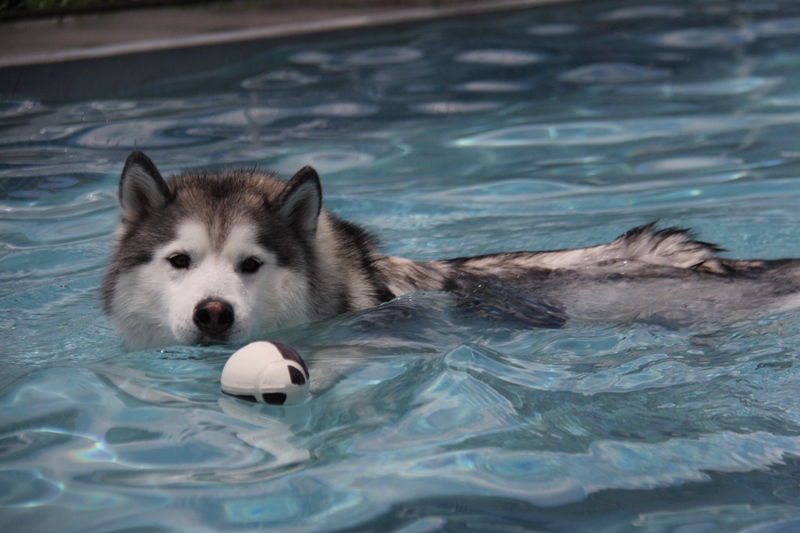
[111,220,314,350]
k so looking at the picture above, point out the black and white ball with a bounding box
[221,341,310,405]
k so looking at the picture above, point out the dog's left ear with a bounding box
[277,166,322,237]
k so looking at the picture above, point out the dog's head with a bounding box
[103,151,324,350]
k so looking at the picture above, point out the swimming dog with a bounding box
[103,151,800,350]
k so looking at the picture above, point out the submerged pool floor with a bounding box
[4,0,800,530]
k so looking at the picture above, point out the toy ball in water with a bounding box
[221,342,310,405]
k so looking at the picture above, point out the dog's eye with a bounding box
[240,257,263,274]
[167,253,191,269]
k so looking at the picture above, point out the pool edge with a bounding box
[0,0,581,103]
[1,0,579,68]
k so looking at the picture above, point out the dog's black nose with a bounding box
[193,298,234,337]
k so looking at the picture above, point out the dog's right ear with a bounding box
[119,151,171,224]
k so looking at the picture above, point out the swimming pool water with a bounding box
[4,0,800,530]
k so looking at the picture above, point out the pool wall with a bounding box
[0,0,578,103]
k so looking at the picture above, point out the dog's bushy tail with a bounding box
[613,223,730,273]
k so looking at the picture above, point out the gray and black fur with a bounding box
[104,151,800,349]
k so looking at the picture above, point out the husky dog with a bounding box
[104,151,800,350]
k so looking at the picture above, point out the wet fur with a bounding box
[104,151,800,350]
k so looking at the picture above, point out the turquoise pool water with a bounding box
[5,0,800,530]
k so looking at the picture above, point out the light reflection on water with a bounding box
[4,0,800,530]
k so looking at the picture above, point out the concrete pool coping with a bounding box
[0,0,576,102]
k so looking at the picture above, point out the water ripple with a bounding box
[635,156,742,174]
[558,63,671,84]
[313,431,800,514]
[277,151,374,174]
[600,6,686,21]
[0,469,62,507]
[410,101,501,114]
[455,49,546,66]
[241,70,318,90]
[652,28,755,48]
[288,50,334,65]
[618,77,782,96]
[753,17,800,37]
[310,102,377,117]
[0,100,43,119]
[346,47,423,66]
[351,369,519,452]
[454,81,531,92]
[454,113,800,147]
[74,119,206,148]
[527,23,580,36]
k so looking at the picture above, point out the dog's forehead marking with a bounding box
[171,220,261,257]
[174,220,211,253]
[221,224,261,258]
